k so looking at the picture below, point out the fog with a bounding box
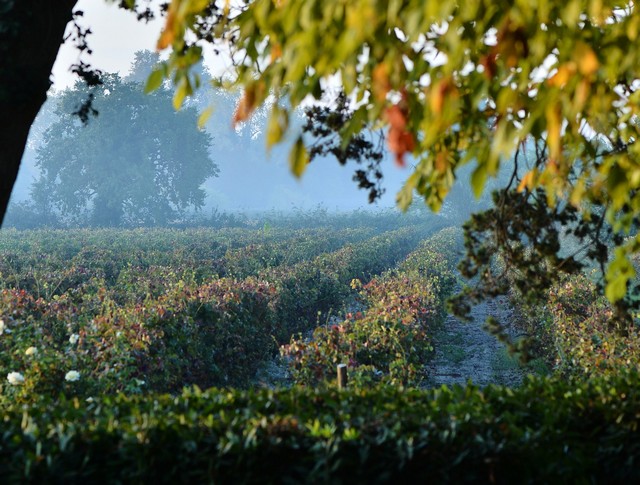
[7,49,497,229]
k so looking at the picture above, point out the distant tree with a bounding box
[126,50,163,84]
[31,73,217,226]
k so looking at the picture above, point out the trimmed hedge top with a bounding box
[2,371,640,483]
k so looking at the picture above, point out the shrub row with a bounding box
[514,272,640,378]
[282,227,460,387]
[0,227,373,297]
[0,226,430,401]
[2,371,640,483]
[262,226,430,340]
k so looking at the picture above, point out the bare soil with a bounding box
[424,296,525,388]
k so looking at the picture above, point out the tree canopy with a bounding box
[31,73,216,226]
[135,0,640,318]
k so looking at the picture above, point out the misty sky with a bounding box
[52,1,161,89]
[52,1,228,90]
[9,1,418,217]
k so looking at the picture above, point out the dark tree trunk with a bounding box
[0,0,77,226]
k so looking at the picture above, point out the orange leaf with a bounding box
[517,170,535,192]
[372,63,391,102]
[435,151,448,174]
[157,0,179,50]
[429,77,456,115]
[233,83,264,126]
[270,43,282,62]
[548,64,576,88]
[385,105,414,167]
[576,42,599,77]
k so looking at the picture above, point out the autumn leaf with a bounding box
[517,170,537,192]
[233,82,265,126]
[385,105,414,167]
[270,43,282,62]
[548,64,576,88]
[372,63,391,102]
[157,0,181,50]
[428,77,457,116]
[575,42,599,77]
[289,136,309,178]
[157,0,209,50]
[545,103,562,163]
[435,151,448,174]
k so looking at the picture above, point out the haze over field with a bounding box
[8,1,419,221]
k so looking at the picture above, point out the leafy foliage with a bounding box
[143,0,640,307]
[513,271,640,378]
[3,372,640,482]
[0,223,433,401]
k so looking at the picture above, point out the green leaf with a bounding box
[470,163,488,198]
[145,68,165,94]
[289,136,309,178]
[605,248,635,302]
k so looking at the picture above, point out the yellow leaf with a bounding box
[197,106,213,129]
[575,42,599,77]
[173,77,190,110]
[545,103,562,162]
[266,105,288,148]
[470,163,488,198]
[517,170,536,192]
[573,79,590,112]
[606,248,635,302]
[289,137,309,178]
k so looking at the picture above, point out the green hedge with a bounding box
[2,372,640,483]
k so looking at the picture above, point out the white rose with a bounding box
[25,346,37,356]
[69,334,79,345]
[0,320,4,335]
[65,370,80,382]
[7,372,24,385]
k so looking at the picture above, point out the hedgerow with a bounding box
[1,372,639,483]
[0,227,374,295]
[514,272,640,378]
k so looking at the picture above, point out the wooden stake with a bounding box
[337,364,348,389]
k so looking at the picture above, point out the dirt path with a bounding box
[424,296,525,388]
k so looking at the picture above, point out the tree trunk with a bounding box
[0,1,77,226]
